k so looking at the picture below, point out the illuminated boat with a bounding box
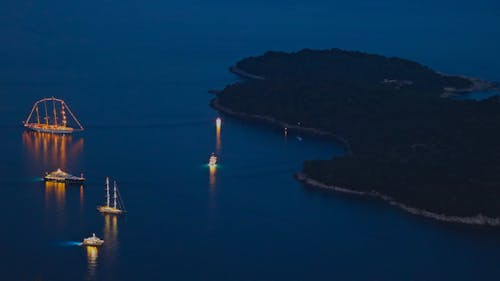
[24,97,84,134]
[209,153,217,167]
[44,168,85,183]
[97,177,125,215]
[82,233,104,246]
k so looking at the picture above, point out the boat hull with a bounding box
[97,206,124,214]
[25,124,74,134]
[44,177,85,183]
[44,169,85,183]
[82,242,104,246]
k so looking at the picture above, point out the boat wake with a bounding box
[56,241,83,247]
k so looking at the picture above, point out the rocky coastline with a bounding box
[210,98,353,155]
[210,59,500,226]
[295,172,500,226]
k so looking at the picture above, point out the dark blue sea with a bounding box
[1,1,500,280]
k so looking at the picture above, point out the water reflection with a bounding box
[209,165,216,188]
[103,214,118,247]
[85,246,98,280]
[84,214,119,280]
[80,185,84,213]
[22,131,84,171]
[103,214,119,264]
[215,117,221,153]
[44,181,66,211]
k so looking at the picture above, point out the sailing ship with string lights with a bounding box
[23,97,84,134]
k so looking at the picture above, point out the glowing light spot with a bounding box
[209,165,216,188]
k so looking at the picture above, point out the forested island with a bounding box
[211,48,500,225]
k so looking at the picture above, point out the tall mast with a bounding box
[35,105,40,124]
[44,100,49,125]
[61,102,67,127]
[113,181,118,209]
[106,177,110,207]
[52,98,58,126]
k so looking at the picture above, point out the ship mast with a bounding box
[113,181,118,209]
[52,98,58,126]
[44,100,49,125]
[24,97,84,132]
[106,177,110,207]
[61,103,67,127]
[35,105,40,124]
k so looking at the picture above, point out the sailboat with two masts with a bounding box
[97,177,126,215]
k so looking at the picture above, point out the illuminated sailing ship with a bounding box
[97,177,126,215]
[24,97,84,134]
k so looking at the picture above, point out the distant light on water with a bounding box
[215,117,222,152]
[31,177,44,182]
[209,165,216,188]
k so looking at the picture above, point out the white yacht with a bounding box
[209,153,217,167]
[82,233,104,246]
[44,168,85,183]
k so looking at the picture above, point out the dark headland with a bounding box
[211,48,500,226]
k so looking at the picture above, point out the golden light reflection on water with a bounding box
[103,214,118,245]
[80,185,84,212]
[209,165,216,188]
[84,215,118,280]
[102,213,119,267]
[22,131,83,170]
[215,118,221,153]
[85,246,98,279]
[44,181,66,211]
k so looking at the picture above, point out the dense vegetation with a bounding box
[216,48,500,217]
[235,49,471,94]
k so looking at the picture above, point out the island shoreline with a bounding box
[230,65,500,96]
[295,172,500,226]
[211,96,500,226]
[211,62,500,226]
[229,66,266,80]
[210,98,353,155]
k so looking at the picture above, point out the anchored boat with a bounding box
[82,233,104,246]
[97,177,126,215]
[209,153,217,167]
[24,97,84,134]
[44,168,85,183]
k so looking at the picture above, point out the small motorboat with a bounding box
[82,233,104,246]
[208,153,217,167]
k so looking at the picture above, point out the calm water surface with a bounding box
[1,1,500,280]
